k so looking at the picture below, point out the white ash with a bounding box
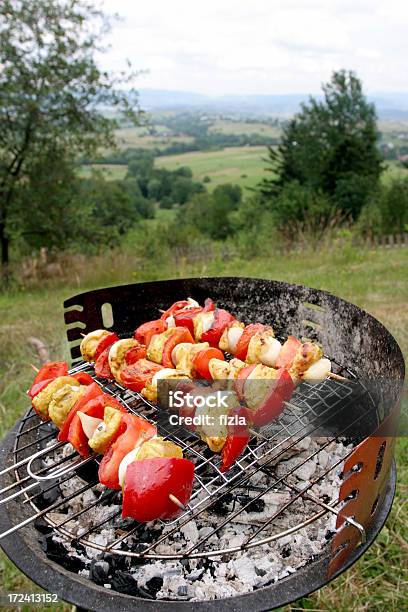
[42,437,351,602]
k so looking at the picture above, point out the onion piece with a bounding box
[227,327,243,354]
[151,368,181,387]
[185,298,200,309]
[118,435,157,487]
[77,411,103,439]
[118,447,141,488]
[260,338,282,367]
[201,311,215,334]
[302,358,332,382]
[166,315,176,328]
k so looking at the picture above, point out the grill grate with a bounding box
[0,358,373,560]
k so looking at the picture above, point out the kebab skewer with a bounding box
[78,297,339,469]
[27,364,195,522]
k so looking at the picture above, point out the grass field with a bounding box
[156,145,269,190]
[209,119,281,138]
[0,245,407,611]
[114,125,194,150]
[156,147,408,192]
[79,155,408,193]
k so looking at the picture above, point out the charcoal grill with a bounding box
[0,277,404,611]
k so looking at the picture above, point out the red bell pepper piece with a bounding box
[28,378,54,399]
[163,327,194,368]
[192,347,225,380]
[71,372,94,385]
[173,307,203,335]
[68,394,126,457]
[28,362,68,397]
[201,309,236,348]
[99,414,157,490]
[94,346,113,379]
[170,299,215,334]
[160,300,191,322]
[221,407,250,472]
[58,382,103,442]
[134,319,167,347]
[246,368,294,427]
[122,457,195,521]
[124,344,147,365]
[235,323,273,361]
[120,358,164,392]
[203,298,216,312]
[94,332,120,361]
[275,336,302,369]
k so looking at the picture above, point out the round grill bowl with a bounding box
[0,277,404,611]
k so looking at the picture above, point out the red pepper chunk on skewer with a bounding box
[120,358,164,392]
[200,309,236,348]
[134,319,167,347]
[58,382,103,442]
[122,457,195,522]
[99,413,157,490]
[67,394,126,457]
[28,362,69,398]
[220,407,250,472]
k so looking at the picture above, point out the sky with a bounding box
[101,0,408,96]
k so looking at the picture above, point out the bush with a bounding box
[357,178,408,237]
[178,183,242,240]
[264,180,335,239]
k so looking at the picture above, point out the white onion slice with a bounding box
[165,315,176,328]
[201,311,215,334]
[118,448,140,488]
[302,358,332,382]
[227,327,243,354]
[151,368,180,387]
[118,435,157,487]
[77,411,103,439]
[260,338,282,367]
[185,298,200,309]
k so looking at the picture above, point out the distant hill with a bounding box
[138,89,408,120]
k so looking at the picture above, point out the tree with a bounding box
[179,183,242,240]
[259,70,383,218]
[0,0,140,275]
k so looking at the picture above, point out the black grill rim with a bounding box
[0,418,396,610]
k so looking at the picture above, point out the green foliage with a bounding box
[266,181,334,232]
[260,70,383,218]
[0,0,140,271]
[357,178,408,237]
[11,149,88,253]
[178,183,242,240]
[13,164,155,255]
[126,152,204,206]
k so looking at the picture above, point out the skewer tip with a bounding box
[30,364,40,373]
[328,372,347,381]
[80,333,86,337]
[168,493,186,510]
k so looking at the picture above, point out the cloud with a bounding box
[100,0,408,95]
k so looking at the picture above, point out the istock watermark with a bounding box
[168,389,232,409]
